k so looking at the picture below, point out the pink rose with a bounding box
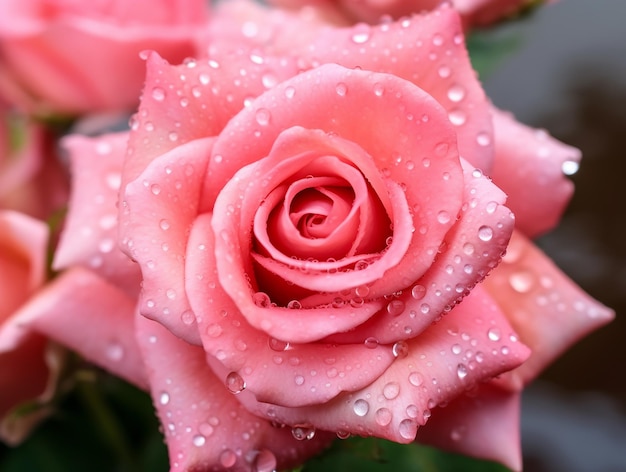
[0,0,210,115]
[0,210,54,444]
[0,107,68,218]
[114,5,547,469]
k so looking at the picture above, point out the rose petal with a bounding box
[214,2,493,172]
[490,107,581,237]
[417,384,523,471]
[54,132,141,296]
[122,137,214,346]
[121,50,300,192]
[135,314,332,472]
[483,231,614,390]
[327,158,514,344]
[14,268,147,389]
[236,286,529,443]
[0,210,48,321]
[187,212,397,407]
[211,64,466,320]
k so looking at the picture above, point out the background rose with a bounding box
[0,0,210,115]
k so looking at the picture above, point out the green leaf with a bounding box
[298,437,511,472]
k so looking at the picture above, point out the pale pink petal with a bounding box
[417,384,523,471]
[135,314,332,472]
[483,231,614,390]
[327,158,514,344]
[236,286,529,443]
[187,212,396,406]
[53,132,141,296]
[0,210,48,322]
[223,3,493,172]
[121,50,300,192]
[490,107,581,238]
[122,137,215,345]
[9,268,147,389]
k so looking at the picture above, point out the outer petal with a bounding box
[122,138,214,345]
[236,286,529,443]
[187,212,396,407]
[483,231,614,390]
[135,314,332,472]
[327,158,514,344]
[213,2,494,173]
[7,268,148,390]
[417,384,523,471]
[53,132,141,296]
[490,107,581,238]
[120,50,300,191]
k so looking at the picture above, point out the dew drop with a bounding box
[151,87,166,101]
[457,363,468,380]
[562,160,579,175]
[509,270,535,293]
[253,292,271,308]
[386,300,405,316]
[252,449,277,472]
[487,327,501,341]
[159,391,170,405]
[447,84,465,102]
[408,371,423,387]
[392,341,409,358]
[351,30,370,44]
[206,323,223,337]
[284,86,296,99]
[448,109,466,126]
[383,382,400,400]
[478,225,493,241]
[437,211,451,224]
[476,132,491,147]
[399,419,417,440]
[353,399,370,417]
[411,284,426,300]
[335,82,347,96]
[375,408,392,426]
[220,449,237,468]
[291,424,316,440]
[364,337,379,349]
[255,108,271,126]
[268,337,290,351]
[373,83,384,97]
[192,434,206,447]
[226,372,246,394]
[181,310,195,325]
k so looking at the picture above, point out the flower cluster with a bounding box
[0,0,613,471]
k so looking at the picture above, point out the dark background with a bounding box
[483,1,626,470]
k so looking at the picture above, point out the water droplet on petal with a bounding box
[192,434,206,447]
[562,160,579,175]
[487,327,501,341]
[386,300,405,316]
[253,292,271,308]
[106,342,124,361]
[447,84,465,102]
[291,424,316,440]
[226,372,246,394]
[353,399,370,416]
[411,284,426,300]
[159,391,170,405]
[268,337,290,351]
[399,419,417,439]
[408,371,423,387]
[383,382,400,400]
[336,82,347,96]
[252,449,277,472]
[478,225,493,241]
[255,108,271,126]
[364,337,379,349]
[457,363,468,380]
[509,270,535,293]
[392,341,409,358]
[375,408,392,426]
[151,87,166,101]
[220,449,237,468]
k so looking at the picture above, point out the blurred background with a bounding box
[483,1,626,470]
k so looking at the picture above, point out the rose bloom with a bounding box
[0,210,55,444]
[263,0,546,27]
[0,0,210,115]
[0,106,68,218]
[8,3,612,472]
